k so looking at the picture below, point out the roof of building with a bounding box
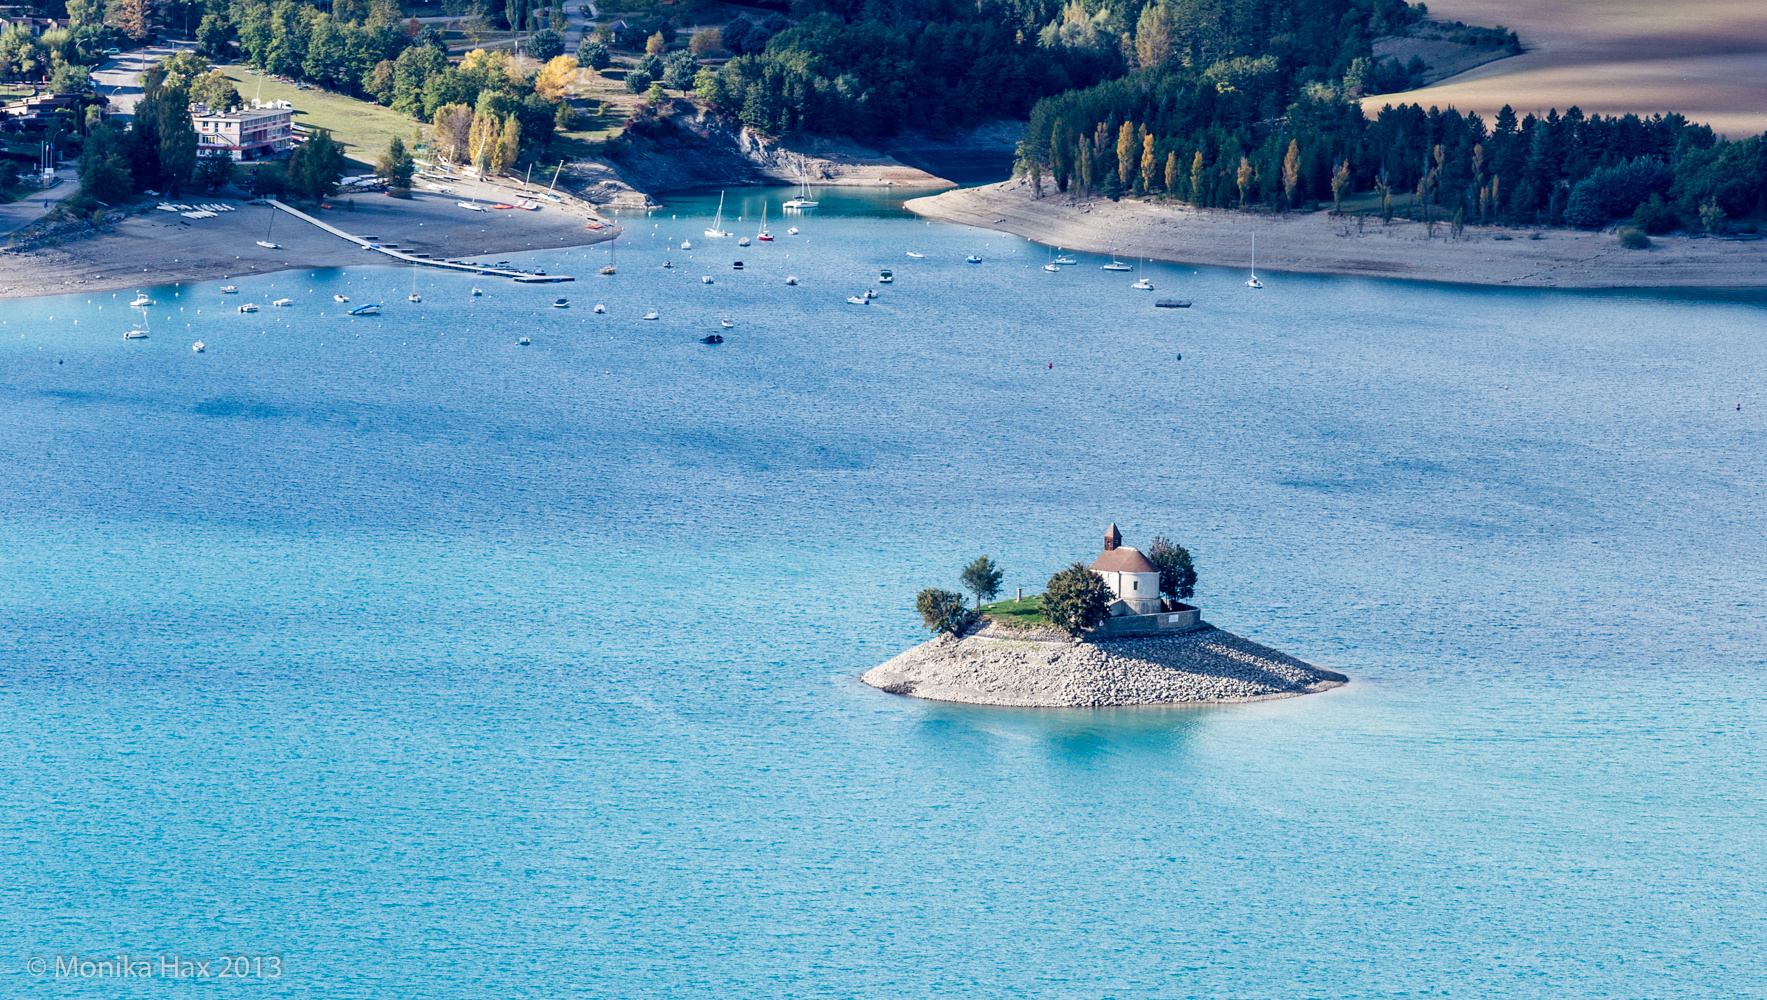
[1093,545,1157,574]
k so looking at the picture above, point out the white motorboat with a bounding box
[191,340,204,352]
[256,240,278,249]
[1054,253,1077,265]
[220,286,238,294]
[471,287,483,296]
[273,297,293,307]
[864,288,878,299]
[642,311,660,320]
[788,227,799,236]
[1247,236,1264,288]
[704,191,732,237]
[878,269,893,283]
[348,303,381,315]
[906,251,925,259]
[721,318,734,328]
[552,298,569,308]
[681,240,692,250]
[594,303,606,313]
[846,295,868,305]
[966,255,982,264]
[785,276,798,285]
[738,237,750,247]
[702,276,713,284]
[334,294,349,302]
[518,336,531,345]
[238,303,258,313]
[129,294,153,307]
[408,293,421,302]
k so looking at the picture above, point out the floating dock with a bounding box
[264,198,575,282]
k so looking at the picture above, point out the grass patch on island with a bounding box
[978,595,1051,630]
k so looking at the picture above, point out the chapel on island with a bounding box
[1089,524,1200,634]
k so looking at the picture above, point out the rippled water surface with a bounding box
[3,189,1765,997]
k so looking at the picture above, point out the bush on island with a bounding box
[1616,227,1651,249]
[917,589,978,635]
[1041,563,1111,636]
[959,555,1004,607]
[1145,536,1196,600]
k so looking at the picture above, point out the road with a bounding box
[0,169,82,237]
[89,42,195,117]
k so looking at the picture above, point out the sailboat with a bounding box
[783,181,818,210]
[704,191,732,237]
[1054,249,1077,265]
[1131,258,1153,290]
[408,265,421,302]
[1246,236,1263,288]
[123,302,149,339]
[1101,235,1132,271]
[757,204,773,241]
[600,233,616,275]
[257,204,279,249]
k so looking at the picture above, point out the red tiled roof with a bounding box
[1093,546,1156,574]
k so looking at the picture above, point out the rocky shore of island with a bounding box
[862,620,1346,708]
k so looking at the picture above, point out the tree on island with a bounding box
[1145,536,1196,601]
[959,555,1003,607]
[1041,563,1111,636]
[916,588,978,636]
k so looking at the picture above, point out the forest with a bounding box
[1019,67,1766,228]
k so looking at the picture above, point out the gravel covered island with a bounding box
[862,622,1347,708]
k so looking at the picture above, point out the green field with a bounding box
[219,65,418,169]
[977,595,1050,630]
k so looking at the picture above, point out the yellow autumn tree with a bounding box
[534,54,578,100]
[469,111,499,173]
[1116,121,1136,187]
[1282,138,1300,206]
[1237,155,1254,207]
[491,113,520,174]
[1189,149,1204,203]
[1139,125,1157,192]
[1133,4,1171,68]
[1164,150,1179,197]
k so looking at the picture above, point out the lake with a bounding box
[2,188,1764,997]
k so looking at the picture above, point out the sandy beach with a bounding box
[1367,0,1767,137]
[906,176,1767,289]
[0,177,617,300]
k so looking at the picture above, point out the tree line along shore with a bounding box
[6,0,1763,257]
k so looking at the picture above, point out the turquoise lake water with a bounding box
[2,188,1765,997]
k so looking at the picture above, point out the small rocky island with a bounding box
[863,525,1346,708]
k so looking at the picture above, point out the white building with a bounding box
[1091,523,1162,616]
[191,101,294,161]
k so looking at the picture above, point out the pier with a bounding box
[265,198,576,282]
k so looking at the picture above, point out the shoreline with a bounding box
[906,176,1767,290]
[863,622,1347,709]
[0,177,618,300]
